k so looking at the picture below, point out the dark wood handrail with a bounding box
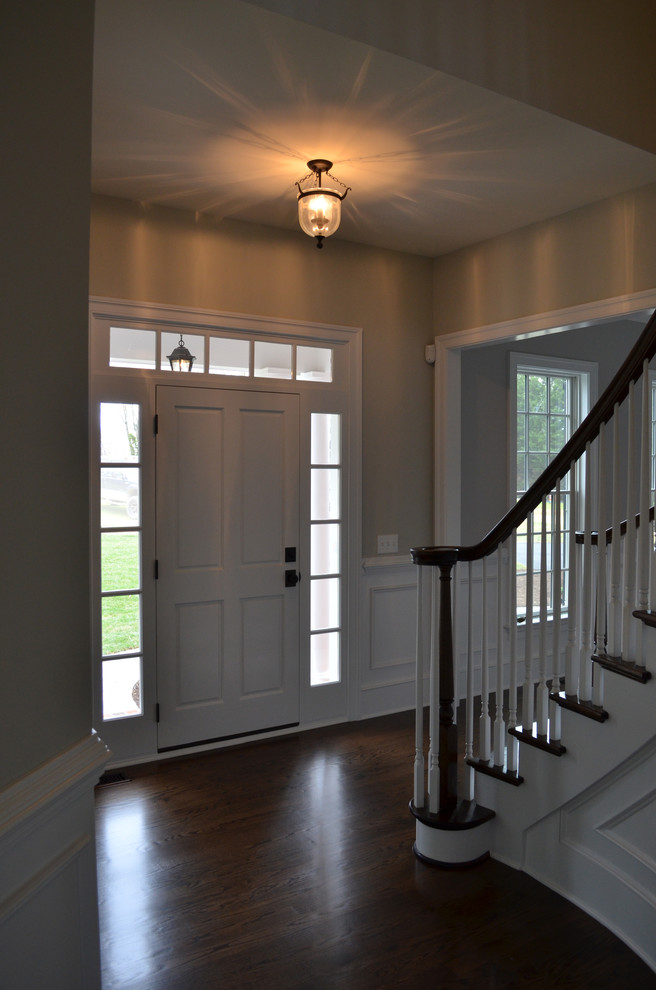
[412,307,656,567]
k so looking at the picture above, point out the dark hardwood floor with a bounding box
[95,711,656,989]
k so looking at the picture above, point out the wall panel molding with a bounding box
[359,556,420,718]
[524,732,656,972]
[0,733,109,990]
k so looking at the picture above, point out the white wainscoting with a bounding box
[359,555,514,720]
[360,554,567,722]
[359,555,423,719]
[0,733,109,990]
[523,733,656,972]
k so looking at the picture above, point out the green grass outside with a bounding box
[101,528,141,655]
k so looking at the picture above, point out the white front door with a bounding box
[155,385,300,750]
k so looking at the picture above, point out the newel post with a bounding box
[437,558,458,814]
[410,545,495,867]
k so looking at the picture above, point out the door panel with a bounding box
[241,408,285,562]
[175,407,223,569]
[156,386,299,749]
[176,600,222,704]
[242,596,283,694]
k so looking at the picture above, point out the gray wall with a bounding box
[460,319,644,545]
[1,1,94,788]
[89,196,436,557]
[433,184,656,335]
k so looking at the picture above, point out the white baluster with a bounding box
[565,459,579,696]
[507,531,520,772]
[428,568,440,814]
[650,516,656,612]
[452,559,459,718]
[414,566,425,809]
[464,563,475,800]
[522,512,535,730]
[537,496,549,736]
[636,360,651,666]
[550,480,562,741]
[608,406,622,657]
[593,426,607,708]
[579,442,593,702]
[479,556,491,761]
[493,543,506,765]
[622,381,637,661]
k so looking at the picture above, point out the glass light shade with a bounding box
[297,188,342,239]
[167,340,195,372]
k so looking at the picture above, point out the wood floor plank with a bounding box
[95,711,656,989]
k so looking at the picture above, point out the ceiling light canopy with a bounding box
[296,160,350,249]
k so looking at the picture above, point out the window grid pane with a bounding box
[109,328,156,370]
[160,331,205,373]
[101,532,140,592]
[102,656,143,720]
[208,337,250,376]
[516,371,576,619]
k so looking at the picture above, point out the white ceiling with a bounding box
[92,0,656,257]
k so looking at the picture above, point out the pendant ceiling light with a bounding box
[166,334,195,372]
[296,159,350,249]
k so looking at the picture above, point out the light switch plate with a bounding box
[377,534,398,554]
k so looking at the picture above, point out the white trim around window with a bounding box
[89,297,363,764]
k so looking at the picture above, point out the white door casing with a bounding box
[156,385,300,749]
[90,299,362,763]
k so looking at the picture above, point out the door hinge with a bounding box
[154,559,159,579]
[155,703,160,723]
[154,413,159,435]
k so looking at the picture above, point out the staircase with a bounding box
[410,309,656,972]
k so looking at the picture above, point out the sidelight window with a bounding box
[99,402,144,719]
[310,413,342,684]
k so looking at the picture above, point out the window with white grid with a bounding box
[511,354,595,619]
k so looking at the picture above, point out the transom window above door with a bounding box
[108,325,333,382]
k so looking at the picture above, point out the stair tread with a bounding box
[632,608,656,629]
[549,690,609,721]
[593,651,652,683]
[466,756,524,786]
[508,723,566,756]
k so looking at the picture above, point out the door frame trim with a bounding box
[89,297,362,763]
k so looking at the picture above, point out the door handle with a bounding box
[285,569,300,587]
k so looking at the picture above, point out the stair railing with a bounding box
[411,307,656,820]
